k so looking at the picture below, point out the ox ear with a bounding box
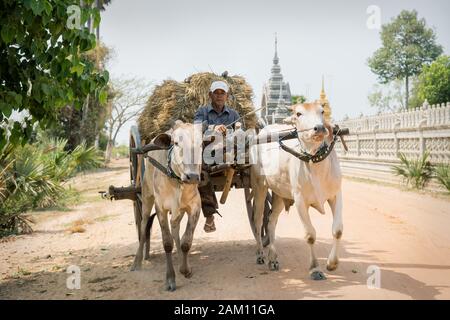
[173,120,184,129]
[152,133,172,149]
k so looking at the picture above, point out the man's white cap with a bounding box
[209,80,229,93]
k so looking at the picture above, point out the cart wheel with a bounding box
[130,126,144,241]
[244,184,271,248]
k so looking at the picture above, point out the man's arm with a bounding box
[194,106,205,125]
[194,106,210,133]
[231,110,244,130]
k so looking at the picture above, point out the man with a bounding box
[194,80,241,232]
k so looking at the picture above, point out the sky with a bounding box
[99,0,450,145]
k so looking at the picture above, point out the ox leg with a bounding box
[170,210,184,255]
[294,195,326,280]
[253,184,268,265]
[159,209,176,291]
[326,191,343,271]
[267,194,284,271]
[179,207,200,278]
[131,195,154,271]
[144,196,155,260]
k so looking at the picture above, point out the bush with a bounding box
[392,152,433,189]
[434,163,450,192]
[0,138,104,236]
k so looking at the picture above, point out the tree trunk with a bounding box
[96,0,100,40]
[105,140,113,164]
[94,133,100,149]
[80,94,90,141]
[94,121,99,149]
[405,75,409,110]
[104,126,114,164]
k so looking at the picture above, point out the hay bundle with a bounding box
[138,72,256,142]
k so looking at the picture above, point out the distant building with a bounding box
[316,75,332,122]
[261,35,292,124]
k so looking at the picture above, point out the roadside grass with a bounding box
[64,214,120,234]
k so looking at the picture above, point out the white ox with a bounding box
[250,102,343,280]
[131,121,203,291]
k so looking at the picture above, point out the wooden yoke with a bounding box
[219,121,242,204]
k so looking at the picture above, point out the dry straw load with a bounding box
[138,72,256,142]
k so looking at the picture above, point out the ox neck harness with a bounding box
[145,145,182,182]
[279,127,341,164]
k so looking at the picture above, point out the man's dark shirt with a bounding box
[194,104,241,130]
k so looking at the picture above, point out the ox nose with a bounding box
[313,124,326,133]
[183,173,200,184]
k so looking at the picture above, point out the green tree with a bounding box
[291,95,306,105]
[417,55,450,105]
[368,10,443,109]
[94,0,113,40]
[48,44,112,150]
[0,0,109,150]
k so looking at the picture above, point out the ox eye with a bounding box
[321,110,325,114]
[296,112,302,117]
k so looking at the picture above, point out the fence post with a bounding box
[356,126,361,156]
[373,123,379,158]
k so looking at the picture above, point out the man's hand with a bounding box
[214,124,227,135]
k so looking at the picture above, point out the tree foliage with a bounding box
[47,44,112,150]
[0,0,109,149]
[291,95,306,105]
[367,10,443,108]
[417,55,450,105]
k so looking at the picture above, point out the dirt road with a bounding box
[1,158,449,299]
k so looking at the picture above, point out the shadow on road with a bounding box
[1,236,447,299]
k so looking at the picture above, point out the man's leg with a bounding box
[198,181,218,232]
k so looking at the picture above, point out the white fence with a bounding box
[334,101,450,191]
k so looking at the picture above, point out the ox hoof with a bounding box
[130,261,142,271]
[180,266,193,279]
[166,279,176,292]
[326,259,339,271]
[310,270,327,281]
[269,261,279,271]
[256,256,265,265]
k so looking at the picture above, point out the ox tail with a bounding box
[145,213,157,240]
[283,199,294,214]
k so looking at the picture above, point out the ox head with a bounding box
[291,102,332,149]
[162,120,203,184]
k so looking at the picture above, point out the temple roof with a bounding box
[262,33,292,121]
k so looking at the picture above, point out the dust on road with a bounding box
[1,159,449,299]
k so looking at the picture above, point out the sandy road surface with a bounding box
[1,158,449,299]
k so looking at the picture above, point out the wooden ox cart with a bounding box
[100,123,349,251]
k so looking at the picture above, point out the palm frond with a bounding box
[392,152,433,189]
[434,163,450,192]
